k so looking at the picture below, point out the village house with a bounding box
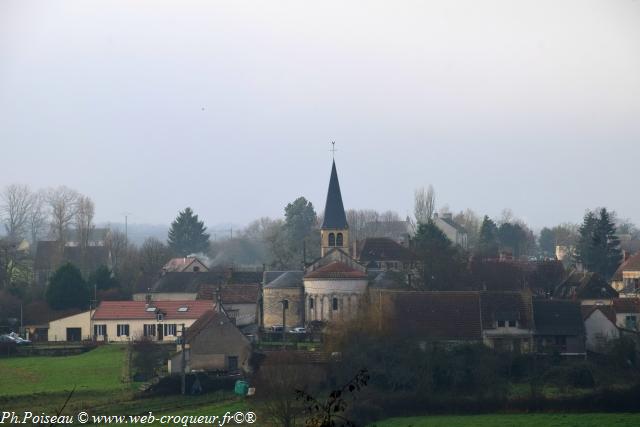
[532,299,586,356]
[612,298,640,330]
[47,300,212,342]
[162,256,209,273]
[554,271,619,300]
[581,304,619,352]
[611,252,640,297]
[371,290,483,346]
[433,213,468,249]
[480,291,534,353]
[168,309,252,374]
[356,237,416,273]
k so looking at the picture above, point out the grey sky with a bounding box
[1,0,639,230]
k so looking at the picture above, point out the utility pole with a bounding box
[280,299,288,349]
[121,212,132,247]
[180,323,186,395]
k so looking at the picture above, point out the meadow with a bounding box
[371,413,640,427]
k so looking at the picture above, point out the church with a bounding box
[262,160,369,329]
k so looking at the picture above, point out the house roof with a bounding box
[321,160,348,230]
[370,271,410,290]
[197,283,260,304]
[162,257,208,273]
[480,291,533,329]
[581,305,617,324]
[554,271,618,299]
[532,299,585,336]
[184,310,242,342]
[304,262,368,280]
[622,252,640,272]
[265,271,304,289]
[612,298,640,314]
[263,271,287,285]
[381,291,482,341]
[436,214,467,234]
[93,300,212,320]
[145,270,263,294]
[357,237,415,263]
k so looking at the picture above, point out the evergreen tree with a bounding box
[475,216,499,259]
[167,207,210,256]
[88,265,119,291]
[284,197,318,265]
[413,221,467,290]
[575,208,622,278]
[539,227,556,257]
[45,263,90,310]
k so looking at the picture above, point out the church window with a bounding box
[309,298,314,309]
[328,233,335,246]
[336,233,343,246]
[332,297,338,311]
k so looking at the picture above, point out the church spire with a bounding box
[321,160,348,230]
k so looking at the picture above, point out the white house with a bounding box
[47,300,212,342]
[433,213,468,249]
[582,305,619,352]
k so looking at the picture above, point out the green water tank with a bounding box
[234,380,249,396]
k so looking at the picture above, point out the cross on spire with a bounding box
[330,141,337,159]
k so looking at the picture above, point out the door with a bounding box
[157,324,164,341]
[66,328,81,341]
[228,356,238,371]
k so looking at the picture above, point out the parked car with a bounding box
[269,325,284,333]
[289,327,306,334]
[3,332,31,345]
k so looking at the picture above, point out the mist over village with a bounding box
[2,1,640,427]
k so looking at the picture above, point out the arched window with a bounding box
[309,298,314,309]
[332,297,338,311]
[336,233,343,246]
[328,233,335,246]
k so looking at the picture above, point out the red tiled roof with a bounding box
[379,291,482,341]
[93,300,213,320]
[304,262,367,280]
[613,298,640,314]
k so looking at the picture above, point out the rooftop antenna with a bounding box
[330,141,337,159]
[121,211,133,246]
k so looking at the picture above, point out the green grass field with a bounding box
[0,345,127,396]
[371,413,640,427]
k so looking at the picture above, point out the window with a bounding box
[282,299,289,310]
[193,266,200,272]
[163,324,177,336]
[328,233,335,246]
[116,324,129,337]
[332,297,338,311]
[143,324,156,337]
[145,307,157,312]
[177,306,189,312]
[156,312,164,322]
[309,298,314,309]
[497,320,505,328]
[228,356,239,371]
[336,233,343,246]
[508,320,517,327]
[625,315,637,330]
[94,324,106,336]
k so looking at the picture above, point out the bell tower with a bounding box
[320,159,349,257]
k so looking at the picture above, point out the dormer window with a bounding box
[146,307,157,312]
[177,307,188,312]
[156,312,164,322]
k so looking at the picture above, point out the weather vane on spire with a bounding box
[330,141,337,159]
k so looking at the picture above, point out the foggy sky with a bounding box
[1,0,639,231]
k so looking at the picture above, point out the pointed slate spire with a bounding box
[321,160,349,229]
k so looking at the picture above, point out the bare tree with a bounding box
[75,196,95,249]
[139,237,172,274]
[46,186,79,244]
[1,184,34,240]
[28,190,48,246]
[414,185,436,225]
[106,229,128,272]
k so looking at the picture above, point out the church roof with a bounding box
[305,261,367,280]
[265,271,304,289]
[321,160,349,230]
